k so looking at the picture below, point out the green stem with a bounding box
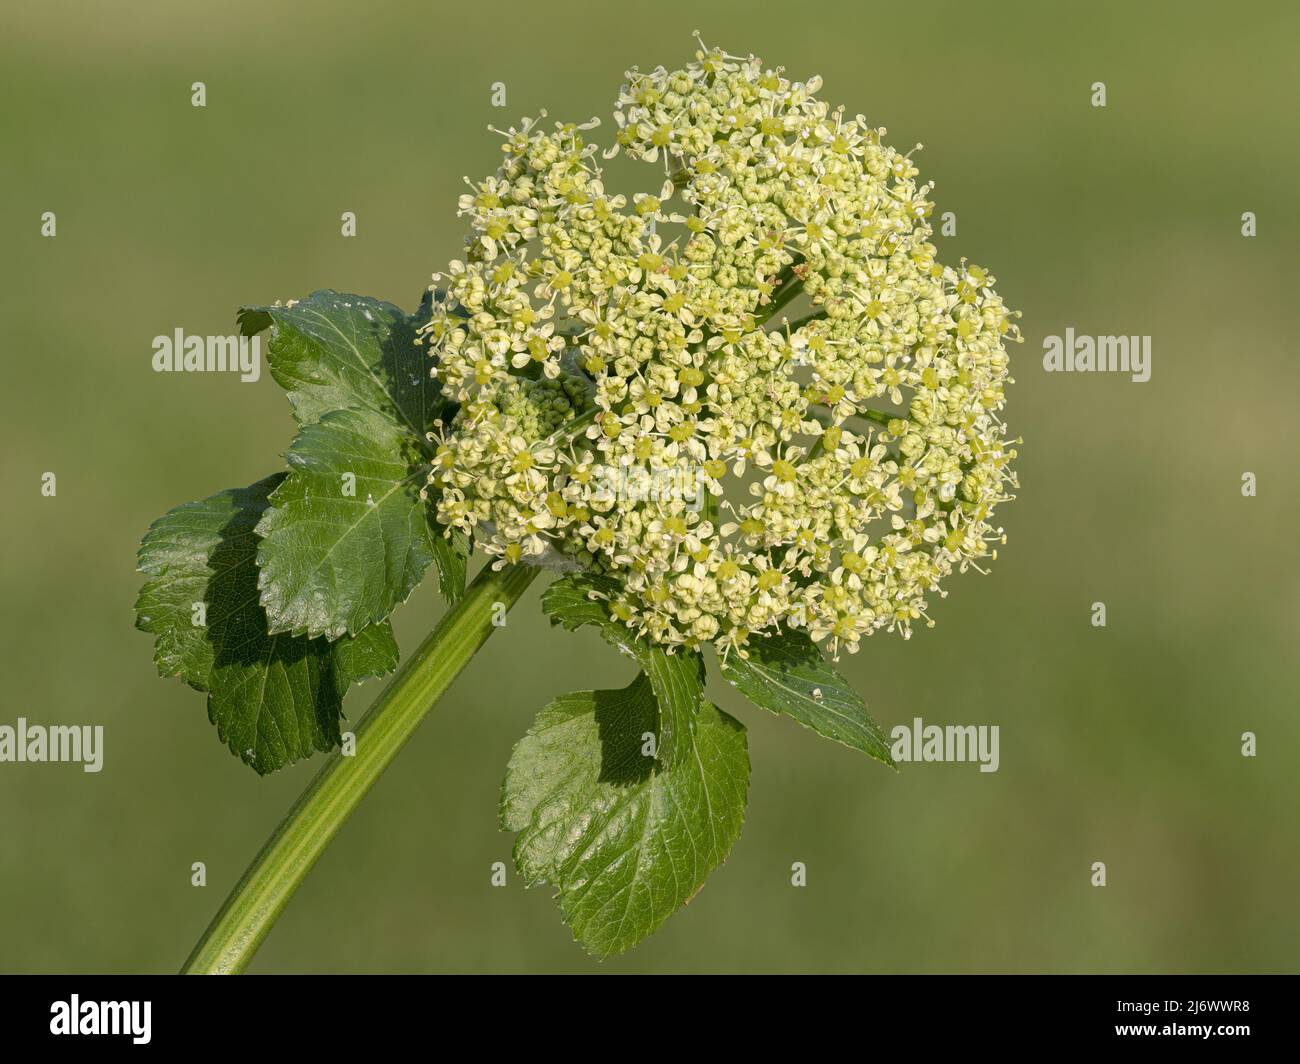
[855,407,897,427]
[759,276,805,323]
[181,562,539,975]
[754,257,805,326]
[807,404,902,432]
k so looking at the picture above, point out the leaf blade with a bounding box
[719,628,894,767]
[255,407,436,639]
[541,573,704,765]
[238,290,440,439]
[429,527,470,605]
[135,475,398,774]
[502,673,749,956]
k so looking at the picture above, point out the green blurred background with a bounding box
[2,0,1297,973]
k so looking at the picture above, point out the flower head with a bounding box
[423,39,1020,658]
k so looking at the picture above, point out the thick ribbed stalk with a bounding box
[181,563,538,974]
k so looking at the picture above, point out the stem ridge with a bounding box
[182,563,538,974]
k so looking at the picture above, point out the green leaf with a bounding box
[718,627,894,767]
[541,574,703,766]
[238,290,442,438]
[135,475,398,774]
[502,673,749,956]
[539,571,621,632]
[329,619,402,680]
[254,407,442,639]
[430,526,470,605]
[239,290,469,626]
